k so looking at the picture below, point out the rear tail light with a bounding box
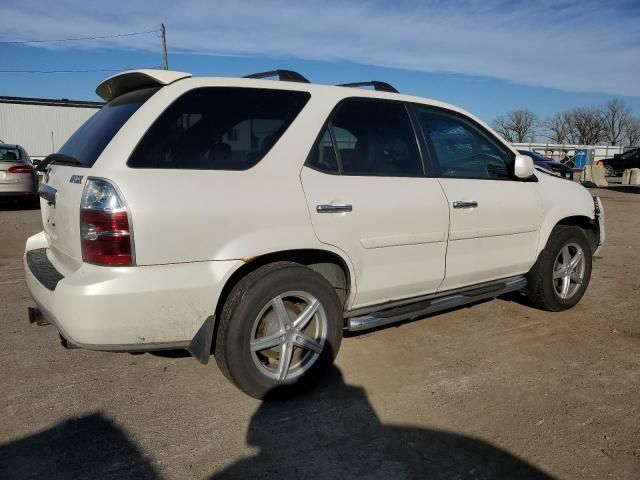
[80,178,134,266]
[595,160,604,166]
[8,165,34,174]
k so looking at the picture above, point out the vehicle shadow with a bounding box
[0,413,160,480]
[208,366,554,480]
[0,198,40,211]
[602,185,640,195]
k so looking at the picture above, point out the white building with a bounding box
[0,96,102,159]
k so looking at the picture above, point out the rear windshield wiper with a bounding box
[36,153,84,171]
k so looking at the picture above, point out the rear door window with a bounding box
[58,87,158,167]
[307,100,423,177]
[127,88,311,170]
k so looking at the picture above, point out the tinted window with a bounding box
[621,149,640,160]
[59,87,158,167]
[0,147,21,161]
[128,88,310,170]
[326,100,422,177]
[308,128,339,173]
[416,107,512,180]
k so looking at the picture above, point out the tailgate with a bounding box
[40,166,86,273]
[37,85,161,273]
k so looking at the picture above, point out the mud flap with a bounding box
[187,315,216,364]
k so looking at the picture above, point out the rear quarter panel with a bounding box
[87,78,357,275]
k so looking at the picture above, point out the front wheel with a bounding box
[526,225,593,311]
[215,262,343,399]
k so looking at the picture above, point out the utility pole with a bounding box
[160,23,168,70]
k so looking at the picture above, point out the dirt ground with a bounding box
[0,187,639,480]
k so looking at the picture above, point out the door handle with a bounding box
[453,200,478,209]
[316,204,353,213]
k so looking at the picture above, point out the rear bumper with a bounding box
[24,232,242,351]
[0,176,37,195]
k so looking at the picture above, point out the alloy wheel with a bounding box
[552,242,586,300]
[250,291,327,381]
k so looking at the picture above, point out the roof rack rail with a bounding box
[244,70,310,83]
[338,81,399,93]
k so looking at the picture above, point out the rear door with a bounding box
[412,105,542,291]
[300,99,450,309]
[38,88,158,273]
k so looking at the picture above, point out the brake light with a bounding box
[8,165,33,174]
[80,178,134,266]
[595,160,604,166]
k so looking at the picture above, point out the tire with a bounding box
[526,225,592,312]
[215,262,343,399]
[603,165,615,177]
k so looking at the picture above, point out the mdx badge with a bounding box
[69,175,84,184]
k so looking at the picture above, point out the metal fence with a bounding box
[512,143,627,163]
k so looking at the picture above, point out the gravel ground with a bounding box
[0,187,639,480]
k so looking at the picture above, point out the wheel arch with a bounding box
[538,214,599,257]
[211,248,354,348]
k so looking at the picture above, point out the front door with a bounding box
[300,99,450,309]
[412,105,542,291]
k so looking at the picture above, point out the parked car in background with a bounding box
[0,144,37,202]
[598,148,640,177]
[517,150,573,179]
[25,69,604,398]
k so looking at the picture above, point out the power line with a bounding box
[0,67,163,74]
[0,29,159,45]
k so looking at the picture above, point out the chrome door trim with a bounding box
[452,200,478,209]
[316,204,353,213]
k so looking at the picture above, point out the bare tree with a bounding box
[492,110,538,143]
[568,107,606,145]
[602,98,631,146]
[542,112,572,144]
[492,115,516,142]
[625,116,640,147]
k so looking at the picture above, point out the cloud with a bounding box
[2,0,639,96]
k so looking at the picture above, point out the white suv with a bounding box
[25,69,605,398]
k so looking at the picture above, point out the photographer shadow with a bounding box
[210,366,553,480]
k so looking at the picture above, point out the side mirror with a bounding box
[514,154,535,179]
[31,159,41,167]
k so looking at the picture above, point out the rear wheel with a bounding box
[603,165,615,177]
[526,225,592,311]
[215,262,343,399]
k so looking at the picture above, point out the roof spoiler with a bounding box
[96,69,192,102]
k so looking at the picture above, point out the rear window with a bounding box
[58,87,159,167]
[127,87,311,170]
[0,147,21,161]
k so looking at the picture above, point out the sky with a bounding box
[1,0,639,125]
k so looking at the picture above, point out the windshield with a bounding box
[0,147,22,161]
[58,87,159,167]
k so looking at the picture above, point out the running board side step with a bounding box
[348,276,527,331]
